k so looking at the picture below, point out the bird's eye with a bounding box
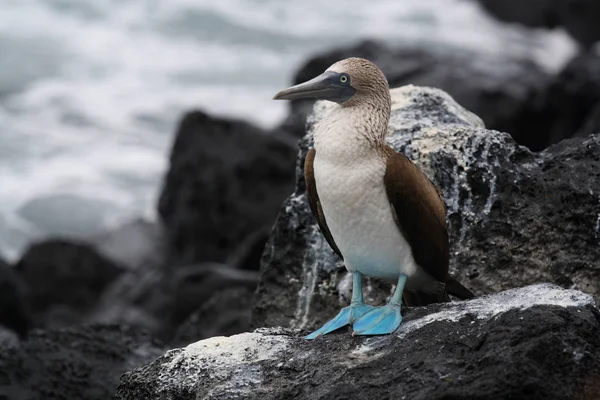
[340,75,348,83]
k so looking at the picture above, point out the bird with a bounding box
[273,57,474,339]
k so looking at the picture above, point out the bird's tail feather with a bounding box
[446,275,475,300]
[402,276,475,307]
[402,288,450,307]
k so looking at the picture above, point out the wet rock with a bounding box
[0,324,165,400]
[283,40,551,150]
[539,50,600,146]
[116,284,600,400]
[170,286,255,348]
[157,110,297,267]
[253,85,600,331]
[0,259,30,338]
[477,0,600,48]
[14,239,125,329]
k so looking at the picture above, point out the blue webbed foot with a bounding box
[304,302,374,340]
[352,303,402,336]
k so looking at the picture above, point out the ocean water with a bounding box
[0,0,576,261]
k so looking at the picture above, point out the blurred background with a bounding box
[1,0,600,354]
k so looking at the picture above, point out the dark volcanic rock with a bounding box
[0,259,31,338]
[14,239,125,329]
[539,51,600,146]
[225,228,271,271]
[0,324,165,400]
[157,110,297,267]
[88,261,259,344]
[115,285,600,400]
[171,286,255,348]
[253,85,600,331]
[580,102,600,136]
[477,0,600,48]
[283,40,550,150]
[477,0,560,29]
[163,263,259,340]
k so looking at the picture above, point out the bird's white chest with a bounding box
[312,147,417,279]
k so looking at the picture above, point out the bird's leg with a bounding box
[352,274,407,336]
[304,271,374,340]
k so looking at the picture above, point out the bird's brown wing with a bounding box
[383,149,452,305]
[304,148,343,259]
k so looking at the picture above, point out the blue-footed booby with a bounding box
[273,57,474,339]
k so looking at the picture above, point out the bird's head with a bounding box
[273,57,389,106]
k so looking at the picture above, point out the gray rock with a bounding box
[580,102,600,136]
[476,0,600,48]
[541,50,600,145]
[253,85,600,331]
[163,263,259,341]
[0,259,31,338]
[476,0,560,29]
[282,40,551,150]
[91,218,165,271]
[157,110,297,267]
[14,239,125,329]
[90,262,259,344]
[115,284,600,400]
[170,286,255,348]
[0,324,165,400]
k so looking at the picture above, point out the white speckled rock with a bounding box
[114,284,600,400]
[253,84,600,332]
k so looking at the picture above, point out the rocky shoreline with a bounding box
[1,4,600,399]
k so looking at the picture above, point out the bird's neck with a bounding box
[313,103,390,161]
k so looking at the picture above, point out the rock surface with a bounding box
[157,110,297,267]
[539,50,600,146]
[282,40,552,150]
[0,324,165,400]
[0,259,31,338]
[476,0,600,48]
[162,263,259,341]
[14,239,125,329]
[253,84,600,331]
[170,286,255,348]
[115,284,600,400]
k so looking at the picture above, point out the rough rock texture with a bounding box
[540,50,600,146]
[14,239,125,329]
[115,285,600,400]
[157,110,297,267]
[0,324,165,400]
[282,40,551,150]
[477,0,600,48]
[253,85,600,331]
[0,259,31,338]
[170,286,255,348]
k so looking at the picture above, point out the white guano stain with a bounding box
[352,284,595,355]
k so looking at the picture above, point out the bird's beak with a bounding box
[273,71,355,102]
